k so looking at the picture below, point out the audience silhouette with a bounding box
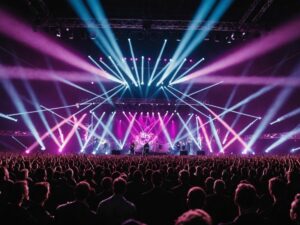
[1,154,300,225]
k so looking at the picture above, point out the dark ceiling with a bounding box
[1,0,300,26]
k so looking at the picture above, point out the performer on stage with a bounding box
[130,142,135,155]
[175,141,181,152]
[143,142,150,156]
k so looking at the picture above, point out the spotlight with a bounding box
[226,36,232,44]
[90,32,96,40]
[231,32,235,41]
[41,146,46,150]
[68,31,74,40]
[291,147,300,153]
[56,28,61,38]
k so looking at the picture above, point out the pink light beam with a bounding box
[197,116,213,153]
[58,114,87,153]
[173,17,300,84]
[0,10,122,84]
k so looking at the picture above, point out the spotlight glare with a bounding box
[291,147,300,153]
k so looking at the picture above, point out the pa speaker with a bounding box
[197,150,205,156]
[180,150,188,155]
[112,149,121,155]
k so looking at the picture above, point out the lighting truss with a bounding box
[40,18,261,33]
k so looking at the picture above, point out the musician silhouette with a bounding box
[143,142,150,156]
[130,142,135,155]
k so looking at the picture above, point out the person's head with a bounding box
[113,177,127,195]
[205,177,214,192]
[121,219,146,225]
[175,209,212,225]
[213,179,226,195]
[132,170,143,183]
[10,181,29,206]
[187,187,206,209]
[65,168,74,179]
[112,171,121,180]
[152,170,163,187]
[179,169,190,185]
[74,181,91,201]
[287,170,299,184]
[290,194,300,223]
[85,169,94,180]
[19,169,29,180]
[0,166,9,181]
[30,182,50,206]
[268,177,286,200]
[145,169,153,181]
[35,168,47,182]
[234,183,257,212]
[101,177,113,191]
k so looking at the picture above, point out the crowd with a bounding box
[1,154,300,225]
